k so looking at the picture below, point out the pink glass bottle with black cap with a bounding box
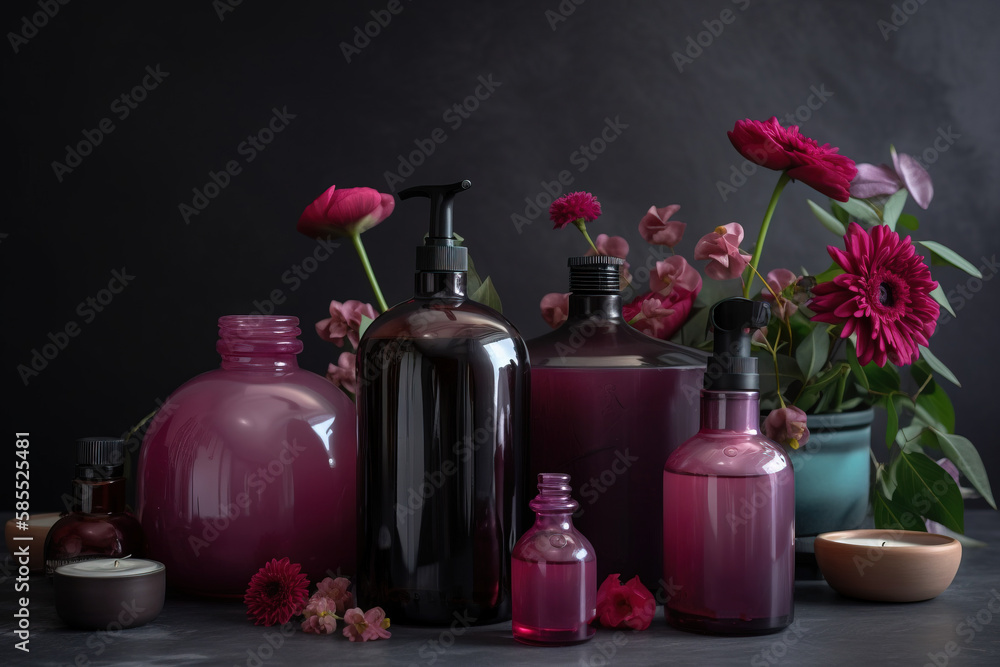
[663,297,794,635]
[528,256,706,602]
[136,315,356,596]
[512,473,596,646]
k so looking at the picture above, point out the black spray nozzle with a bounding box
[705,297,770,391]
[400,180,471,271]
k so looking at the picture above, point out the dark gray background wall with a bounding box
[4,0,998,514]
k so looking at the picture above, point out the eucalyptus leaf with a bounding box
[930,429,996,509]
[808,199,846,236]
[893,451,964,533]
[830,201,850,225]
[895,423,932,454]
[883,395,899,448]
[838,397,864,411]
[918,345,961,387]
[863,360,900,394]
[919,241,983,278]
[837,197,882,226]
[881,189,908,231]
[470,276,503,312]
[795,324,830,380]
[897,213,920,231]
[873,485,927,531]
[846,341,869,392]
[929,284,956,318]
[913,375,955,433]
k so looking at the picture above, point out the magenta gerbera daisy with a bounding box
[244,557,310,626]
[810,222,939,367]
[549,191,602,229]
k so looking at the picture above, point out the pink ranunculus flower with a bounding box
[763,406,810,449]
[638,204,686,247]
[342,607,392,642]
[314,577,353,615]
[300,596,339,635]
[694,223,753,280]
[623,288,697,341]
[586,234,632,285]
[728,117,858,201]
[316,300,378,349]
[540,292,571,329]
[650,255,702,298]
[549,191,602,229]
[595,574,656,631]
[850,147,933,209]
[297,185,395,239]
[326,352,357,396]
[760,269,800,320]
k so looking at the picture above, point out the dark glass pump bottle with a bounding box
[663,298,794,635]
[356,180,530,625]
[528,256,706,599]
[45,438,146,574]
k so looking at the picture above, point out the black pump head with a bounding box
[399,180,471,272]
[705,297,770,391]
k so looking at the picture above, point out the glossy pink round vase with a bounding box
[137,315,356,597]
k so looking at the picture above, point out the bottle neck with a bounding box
[532,512,574,532]
[72,477,126,514]
[415,271,466,299]
[217,315,302,371]
[700,390,760,433]
[566,294,622,323]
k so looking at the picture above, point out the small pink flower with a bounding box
[342,607,392,642]
[763,406,810,449]
[595,574,655,631]
[851,147,933,209]
[540,292,571,329]
[586,234,632,284]
[297,185,395,239]
[650,255,702,298]
[693,223,752,280]
[326,352,357,396]
[314,577,353,615]
[549,191,602,229]
[301,597,339,635]
[316,300,378,349]
[638,204,686,247]
[760,269,799,320]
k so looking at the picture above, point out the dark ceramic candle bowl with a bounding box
[54,559,165,630]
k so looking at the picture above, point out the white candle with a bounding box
[56,558,164,578]
[832,538,922,547]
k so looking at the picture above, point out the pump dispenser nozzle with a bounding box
[399,180,472,272]
[705,297,770,391]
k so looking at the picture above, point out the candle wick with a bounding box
[882,541,886,547]
[114,560,120,568]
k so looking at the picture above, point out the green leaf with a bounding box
[470,275,503,312]
[919,241,983,278]
[467,254,483,296]
[830,201,850,225]
[808,199,846,236]
[893,451,964,533]
[883,395,899,448]
[863,361,900,394]
[837,197,882,227]
[795,364,847,411]
[358,314,374,341]
[911,362,955,433]
[897,213,920,231]
[873,485,927,531]
[929,284,956,318]
[838,397,864,411]
[812,261,845,284]
[846,340,869,392]
[930,429,996,509]
[895,423,933,454]
[881,189,908,231]
[918,346,960,387]
[795,325,830,380]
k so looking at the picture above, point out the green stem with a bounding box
[743,171,792,298]
[351,232,389,313]
[574,220,599,254]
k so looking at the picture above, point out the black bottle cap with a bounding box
[399,180,471,272]
[567,256,623,294]
[76,437,125,480]
[705,297,770,391]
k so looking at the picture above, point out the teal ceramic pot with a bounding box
[785,409,874,537]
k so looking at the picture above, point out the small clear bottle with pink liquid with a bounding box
[663,298,794,635]
[512,473,596,646]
